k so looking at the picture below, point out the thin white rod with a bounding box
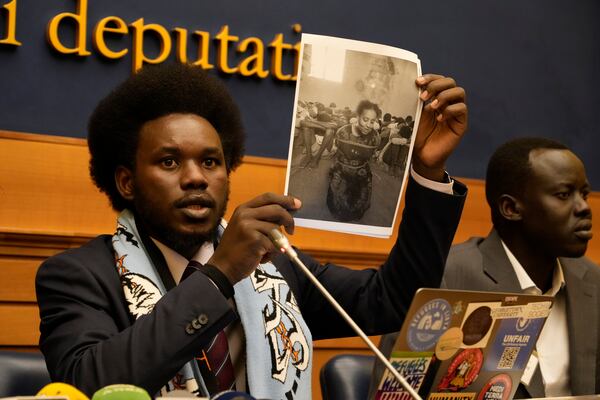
[270,229,422,400]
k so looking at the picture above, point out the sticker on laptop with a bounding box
[407,298,452,351]
[484,317,544,371]
[477,374,512,400]
[437,348,483,391]
[374,352,433,400]
[428,392,477,400]
[460,302,501,348]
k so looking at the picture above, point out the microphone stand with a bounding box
[269,229,423,400]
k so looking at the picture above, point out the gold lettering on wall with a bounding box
[93,16,128,59]
[269,33,294,81]
[237,37,269,78]
[46,0,91,56]
[173,28,214,69]
[0,0,21,46]
[215,25,239,74]
[130,18,172,72]
[42,1,302,81]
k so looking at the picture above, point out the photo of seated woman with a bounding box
[285,35,421,237]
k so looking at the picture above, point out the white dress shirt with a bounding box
[501,241,571,397]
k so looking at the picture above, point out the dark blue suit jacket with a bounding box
[36,179,466,396]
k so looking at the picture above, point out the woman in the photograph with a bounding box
[327,100,381,222]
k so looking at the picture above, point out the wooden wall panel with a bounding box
[2,130,600,400]
[0,258,38,302]
[0,304,40,346]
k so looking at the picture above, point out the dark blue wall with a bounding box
[1,0,599,187]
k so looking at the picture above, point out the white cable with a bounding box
[269,229,422,400]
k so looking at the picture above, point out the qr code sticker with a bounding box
[497,346,520,369]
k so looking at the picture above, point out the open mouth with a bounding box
[176,195,215,219]
[180,205,211,219]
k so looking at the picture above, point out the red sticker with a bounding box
[477,374,512,400]
[438,348,483,391]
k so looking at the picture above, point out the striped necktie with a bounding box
[196,330,236,394]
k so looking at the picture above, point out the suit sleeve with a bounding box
[36,241,236,396]
[287,177,467,339]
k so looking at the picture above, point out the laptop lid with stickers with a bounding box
[375,288,553,400]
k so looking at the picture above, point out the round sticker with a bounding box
[462,306,493,346]
[407,299,452,351]
[435,327,463,361]
[437,348,483,391]
[477,374,513,400]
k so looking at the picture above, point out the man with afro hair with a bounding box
[36,63,468,399]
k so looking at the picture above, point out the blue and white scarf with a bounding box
[111,210,313,399]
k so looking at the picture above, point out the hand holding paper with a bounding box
[412,74,468,182]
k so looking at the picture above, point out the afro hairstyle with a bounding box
[356,99,382,119]
[88,63,245,211]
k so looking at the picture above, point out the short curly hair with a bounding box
[356,99,381,119]
[88,63,245,211]
[486,137,568,225]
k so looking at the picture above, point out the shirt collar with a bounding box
[500,240,565,296]
[151,238,215,284]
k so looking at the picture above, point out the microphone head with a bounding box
[268,229,297,258]
[268,229,286,248]
[37,383,89,400]
[91,385,150,400]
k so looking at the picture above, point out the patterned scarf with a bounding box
[111,210,313,399]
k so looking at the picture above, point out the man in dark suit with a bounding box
[371,137,599,398]
[36,63,468,398]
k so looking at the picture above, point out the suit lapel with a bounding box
[479,231,546,397]
[563,258,597,395]
[479,231,523,292]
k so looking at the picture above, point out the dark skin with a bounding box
[413,74,467,182]
[209,74,468,284]
[115,114,229,264]
[115,74,467,285]
[299,119,337,168]
[496,149,592,292]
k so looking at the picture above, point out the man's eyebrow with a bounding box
[152,145,224,158]
[203,146,224,156]
[154,146,181,154]
[551,181,591,191]
[582,182,591,191]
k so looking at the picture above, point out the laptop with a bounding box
[374,288,554,400]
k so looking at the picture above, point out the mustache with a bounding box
[174,193,216,209]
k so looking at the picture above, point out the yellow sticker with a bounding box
[435,327,463,360]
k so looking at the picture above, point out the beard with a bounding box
[132,186,229,259]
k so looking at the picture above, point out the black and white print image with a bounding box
[284,34,422,237]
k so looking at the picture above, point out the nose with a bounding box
[180,160,208,190]
[574,192,592,218]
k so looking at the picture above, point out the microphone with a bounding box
[91,385,150,400]
[269,229,423,400]
[36,383,89,400]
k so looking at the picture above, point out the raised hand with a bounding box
[412,74,468,182]
[208,193,301,284]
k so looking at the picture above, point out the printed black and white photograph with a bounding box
[284,34,422,237]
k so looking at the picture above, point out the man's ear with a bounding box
[115,166,135,202]
[498,194,523,221]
